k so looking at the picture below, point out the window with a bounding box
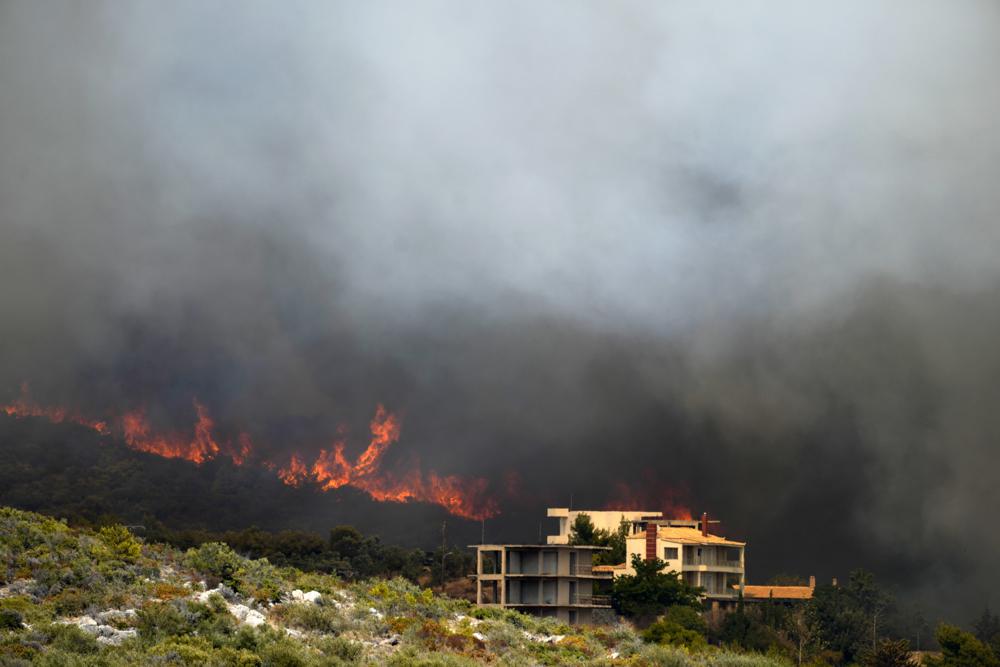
[663,547,678,560]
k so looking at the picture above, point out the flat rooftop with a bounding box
[547,507,662,517]
[470,544,611,550]
[626,526,745,547]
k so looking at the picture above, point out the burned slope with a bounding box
[0,415,476,548]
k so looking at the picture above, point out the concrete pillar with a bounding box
[476,548,482,604]
[500,548,507,605]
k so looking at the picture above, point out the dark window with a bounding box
[663,547,679,560]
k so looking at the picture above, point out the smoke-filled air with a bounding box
[2,1,1000,621]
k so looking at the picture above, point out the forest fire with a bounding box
[604,481,692,520]
[1,385,110,436]
[277,454,310,487]
[1,388,499,520]
[276,406,499,520]
[122,401,223,465]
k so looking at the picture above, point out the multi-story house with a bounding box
[471,543,613,624]
[546,507,662,544]
[623,515,745,610]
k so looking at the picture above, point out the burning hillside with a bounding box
[2,383,111,436]
[1,385,498,521]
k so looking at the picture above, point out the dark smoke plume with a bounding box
[2,1,1000,619]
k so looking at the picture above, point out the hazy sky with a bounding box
[2,1,1000,617]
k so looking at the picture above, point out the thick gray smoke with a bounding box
[2,1,1000,618]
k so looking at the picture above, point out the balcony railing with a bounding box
[683,558,742,568]
[570,594,611,606]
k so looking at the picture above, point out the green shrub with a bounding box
[257,638,312,667]
[186,542,242,585]
[51,586,96,616]
[385,647,481,666]
[664,605,708,634]
[270,603,347,634]
[97,525,142,564]
[0,608,23,630]
[32,649,96,667]
[314,635,363,662]
[481,620,525,651]
[42,623,100,655]
[235,557,284,602]
[642,618,708,650]
[363,578,466,619]
[633,643,697,666]
[927,624,998,667]
[147,635,217,665]
[137,600,192,641]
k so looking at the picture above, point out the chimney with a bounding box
[701,512,709,537]
[809,575,816,589]
[645,523,657,562]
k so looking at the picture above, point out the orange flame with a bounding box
[1,387,499,520]
[122,400,221,465]
[312,442,351,490]
[2,384,109,435]
[278,405,498,520]
[354,405,400,476]
[604,481,692,520]
[231,433,254,466]
[277,454,310,487]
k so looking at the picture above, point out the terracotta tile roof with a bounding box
[592,564,627,573]
[625,526,745,547]
[739,585,814,600]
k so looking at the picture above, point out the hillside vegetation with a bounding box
[0,416,462,544]
[0,506,791,666]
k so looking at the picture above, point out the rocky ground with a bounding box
[0,506,787,665]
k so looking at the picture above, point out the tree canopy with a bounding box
[611,554,702,621]
[567,513,629,566]
[927,625,999,667]
[809,569,892,663]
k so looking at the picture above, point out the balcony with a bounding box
[570,594,611,607]
[683,558,742,570]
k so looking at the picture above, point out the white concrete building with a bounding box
[546,507,661,544]
[471,544,613,624]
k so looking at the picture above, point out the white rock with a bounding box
[472,632,487,642]
[96,609,137,623]
[290,589,305,601]
[541,635,565,644]
[195,587,224,603]
[227,603,267,627]
[285,628,303,638]
[610,651,620,659]
[96,628,138,646]
[303,590,322,604]
[369,607,384,619]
